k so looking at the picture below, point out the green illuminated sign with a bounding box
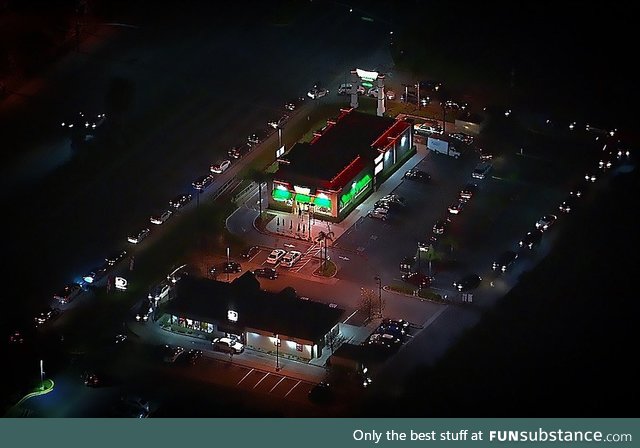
[313,197,331,208]
[272,189,292,202]
[295,193,311,203]
[340,174,372,208]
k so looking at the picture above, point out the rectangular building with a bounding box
[269,109,414,221]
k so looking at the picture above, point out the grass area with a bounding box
[387,282,415,296]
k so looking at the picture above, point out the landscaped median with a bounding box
[385,283,447,304]
[16,379,55,406]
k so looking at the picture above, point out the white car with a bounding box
[448,200,465,215]
[127,228,150,244]
[210,160,231,174]
[368,208,388,221]
[280,250,302,268]
[150,210,172,225]
[307,86,328,99]
[535,214,557,231]
[212,337,244,354]
[266,249,286,265]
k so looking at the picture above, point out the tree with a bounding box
[422,244,441,278]
[315,230,334,270]
[359,288,383,322]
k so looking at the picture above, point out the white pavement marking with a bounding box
[269,376,286,393]
[237,369,254,385]
[253,372,270,389]
[422,305,449,330]
[284,380,301,398]
[342,309,359,324]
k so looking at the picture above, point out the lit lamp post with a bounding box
[374,276,383,318]
[226,247,230,282]
[274,334,280,371]
[40,359,44,385]
[278,126,282,148]
[308,203,315,241]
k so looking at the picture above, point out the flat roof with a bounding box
[163,274,344,342]
[276,110,395,190]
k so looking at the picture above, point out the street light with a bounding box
[274,334,280,371]
[374,276,382,319]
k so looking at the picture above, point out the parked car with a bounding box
[212,337,244,354]
[127,227,150,244]
[169,194,192,210]
[382,318,410,330]
[535,214,557,231]
[453,274,482,291]
[307,84,329,99]
[106,249,128,266]
[414,122,443,136]
[584,172,597,183]
[162,345,185,363]
[401,272,433,288]
[448,199,466,215]
[248,129,270,146]
[150,209,172,225]
[148,282,171,302]
[519,229,543,249]
[308,381,333,404]
[450,133,474,145]
[222,261,242,273]
[368,208,388,221]
[280,250,302,268]
[559,195,577,213]
[367,332,401,349]
[241,246,260,260]
[492,250,518,272]
[472,162,492,180]
[135,300,153,322]
[210,159,231,174]
[53,283,82,304]
[459,183,478,200]
[34,307,60,327]
[83,264,109,284]
[267,114,289,129]
[184,349,203,365]
[403,168,431,183]
[83,371,101,387]
[253,267,278,280]
[192,174,214,191]
[266,249,286,265]
[227,145,246,160]
[433,219,449,235]
[381,193,406,206]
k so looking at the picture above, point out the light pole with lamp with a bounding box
[226,247,230,282]
[308,203,315,241]
[374,276,383,319]
[274,334,280,371]
[277,126,282,148]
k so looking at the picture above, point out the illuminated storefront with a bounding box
[162,274,343,361]
[269,109,413,221]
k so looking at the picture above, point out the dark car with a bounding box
[227,145,246,160]
[459,183,478,200]
[377,321,406,338]
[184,349,203,365]
[399,256,415,274]
[253,267,278,280]
[401,272,433,288]
[192,174,214,191]
[248,129,270,145]
[559,195,577,213]
[492,250,518,272]
[284,96,305,111]
[105,249,127,266]
[382,318,410,330]
[403,168,431,183]
[169,193,192,210]
[519,229,543,250]
[83,371,102,387]
[240,246,260,260]
[433,218,449,235]
[453,274,482,291]
[308,381,333,404]
[83,263,109,284]
[222,261,242,274]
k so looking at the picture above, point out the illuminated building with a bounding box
[269,109,414,221]
[163,274,342,360]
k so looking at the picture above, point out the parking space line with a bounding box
[343,309,358,324]
[237,369,254,385]
[269,376,286,393]
[252,372,270,389]
[284,380,301,398]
